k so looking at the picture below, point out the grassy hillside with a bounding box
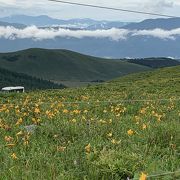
[0,66,179,179]
[0,48,150,83]
[0,67,65,90]
[127,57,180,68]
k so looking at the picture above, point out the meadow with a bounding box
[0,66,180,179]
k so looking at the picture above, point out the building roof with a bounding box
[1,86,24,91]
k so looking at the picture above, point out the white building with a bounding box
[1,86,25,93]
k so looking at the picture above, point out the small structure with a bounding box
[1,86,25,93]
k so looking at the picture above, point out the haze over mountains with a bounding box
[0,15,180,58]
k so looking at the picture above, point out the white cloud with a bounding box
[0,26,130,41]
[132,28,180,40]
[0,25,180,41]
[0,0,179,21]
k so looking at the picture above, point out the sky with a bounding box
[0,0,180,21]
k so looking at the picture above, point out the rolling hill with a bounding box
[127,58,180,68]
[0,67,65,90]
[0,66,179,179]
[0,48,151,85]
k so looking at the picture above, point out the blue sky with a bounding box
[0,0,180,21]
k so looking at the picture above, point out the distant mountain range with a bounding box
[0,15,180,58]
[124,17,180,30]
[0,21,26,28]
[0,15,128,29]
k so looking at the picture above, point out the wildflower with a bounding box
[85,143,91,153]
[57,146,66,152]
[109,119,112,124]
[4,136,13,142]
[63,109,69,114]
[73,109,81,114]
[107,132,113,138]
[127,129,134,136]
[16,118,23,125]
[139,172,147,180]
[23,140,29,146]
[99,119,106,124]
[11,153,18,160]
[140,108,146,114]
[6,144,16,147]
[83,110,88,113]
[32,118,41,124]
[5,109,10,113]
[142,124,147,130]
[103,110,107,113]
[111,139,120,144]
[16,131,23,136]
[34,108,40,114]
[71,119,76,123]
[54,134,59,138]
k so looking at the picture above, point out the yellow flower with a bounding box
[16,118,23,125]
[107,132,113,138]
[57,146,66,152]
[24,140,29,146]
[140,108,146,114]
[73,109,81,114]
[4,136,13,142]
[34,108,40,113]
[16,131,23,136]
[139,172,147,180]
[85,143,91,153]
[142,124,147,130]
[71,119,76,123]
[109,119,112,124]
[6,144,16,147]
[111,139,120,144]
[63,109,69,114]
[127,129,134,136]
[11,153,18,159]
[83,110,88,113]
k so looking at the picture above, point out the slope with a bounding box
[0,48,151,83]
[0,66,179,179]
[0,67,65,90]
[123,17,180,30]
[127,57,180,68]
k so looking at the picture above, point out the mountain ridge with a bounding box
[0,48,151,85]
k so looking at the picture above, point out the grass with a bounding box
[0,66,180,179]
[0,48,150,83]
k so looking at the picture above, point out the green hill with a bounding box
[0,66,179,179]
[127,57,180,68]
[0,67,65,90]
[0,48,151,85]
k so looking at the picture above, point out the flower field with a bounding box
[0,66,180,179]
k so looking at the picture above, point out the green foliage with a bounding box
[128,58,180,68]
[0,66,179,179]
[0,48,151,83]
[0,67,65,90]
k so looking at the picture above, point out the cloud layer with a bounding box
[0,25,180,41]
